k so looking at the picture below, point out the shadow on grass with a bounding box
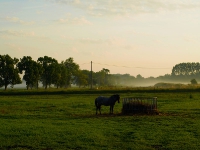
[71,111,162,119]
[0,110,192,120]
[3,145,34,150]
[70,110,194,119]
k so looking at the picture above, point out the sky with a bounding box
[0,0,200,78]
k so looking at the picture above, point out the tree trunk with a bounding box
[37,81,39,89]
[4,79,8,90]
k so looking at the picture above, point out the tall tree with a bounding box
[52,63,68,88]
[79,69,96,87]
[62,57,80,88]
[102,68,110,85]
[172,63,200,76]
[95,68,110,86]
[32,61,43,89]
[18,56,43,90]
[75,70,88,87]
[37,56,58,89]
[0,54,21,90]
[59,62,68,88]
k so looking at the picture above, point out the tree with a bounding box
[172,63,200,76]
[136,74,144,79]
[52,63,68,88]
[94,68,110,86]
[190,79,198,85]
[18,56,43,90]
[95,70,105,86]
[75,70,88,87]
[59,63,68,88]
[0,54,21,90]
[37,56,58,89]
[80,69,90,86]
[102,68,110,85]
[102,68,110,74]
[62,57,80,88]
[32,61,43,89]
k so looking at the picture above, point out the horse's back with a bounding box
[95,96,109,106]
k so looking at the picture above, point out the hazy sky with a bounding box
[1,0,200,77]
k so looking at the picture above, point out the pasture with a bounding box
[0,90,200,149]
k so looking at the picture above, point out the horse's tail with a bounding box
[95,98,98,107]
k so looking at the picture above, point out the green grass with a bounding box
[0,92,200,149]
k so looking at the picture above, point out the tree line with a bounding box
[0,54,117,90]
[0,55,83,90]
[0,54,200,90]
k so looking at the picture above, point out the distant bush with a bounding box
[190,79,198,85]
[154,82,187,88]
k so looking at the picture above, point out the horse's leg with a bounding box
[110,106,114,114]
[111,105,114,114]
[99,106,101,115]
[96,106,101,115]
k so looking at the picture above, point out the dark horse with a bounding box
[95,94,120,115]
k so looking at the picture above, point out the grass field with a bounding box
[0,90,200,149]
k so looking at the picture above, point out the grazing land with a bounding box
[0,89,200,149]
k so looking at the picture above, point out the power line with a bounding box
[92,62,171,70]
[80,62,171,69]
[80,62,90,65]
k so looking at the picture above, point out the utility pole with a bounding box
[90,61,93,89]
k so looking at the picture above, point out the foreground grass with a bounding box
[0,92,200,149]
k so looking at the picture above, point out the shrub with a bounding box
[190,79,198,85]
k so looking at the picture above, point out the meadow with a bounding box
[0,89,200,150]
